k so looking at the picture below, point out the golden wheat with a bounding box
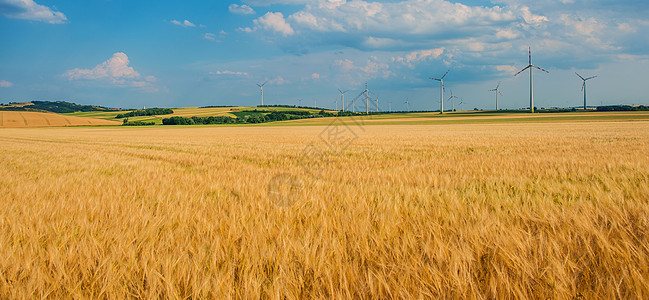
[0,111,120,128]
[0,121,648,298]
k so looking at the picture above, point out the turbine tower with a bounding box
[338,89,350,112]
[256,81,268,106]
[431,70,449,114]
[404,97,410,112]
[351,82,374,114]
[365,82,370,114]
[388,101,392,113]
[515,47,548,113]
[376,96,380,113]
[575,72,597,110]
[447,90,458,112]
[488,81,503,110]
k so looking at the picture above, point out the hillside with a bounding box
[67,106,334,124]
[0,111,121,128]
[0,101,116,113]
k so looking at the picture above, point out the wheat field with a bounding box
[1,120,648,298]
[0,111,120,128]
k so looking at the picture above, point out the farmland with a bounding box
[0,111,120,127]
[1,117,648,298]
[65,106,331,125]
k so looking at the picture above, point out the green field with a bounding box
[65,106,333,124]
[61,107,649,127]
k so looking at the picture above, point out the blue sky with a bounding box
[1,0,648,111]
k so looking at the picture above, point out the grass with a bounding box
[1,119,648,298]
[62,106,649,126]
[65,106,332,125]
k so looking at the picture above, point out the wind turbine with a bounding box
[488,81,503,110]
[514,47,548,113]
[431,70,449,114]
[338,89,350,112]
[298,99,302,107]
[575,72,597,110]
[447,90,458,112]
[256,81,268,106]
[375,95,380,113]
[459,98,465,112]
[388,101,392,113]
[351,82,374,114]
[404,97,410,112]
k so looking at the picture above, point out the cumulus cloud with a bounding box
[334,56,391,81]
[287,0,516,36]
[520,6,548,26]
[171,19,196,27]
[396,48,445,66]
[204,33,217,41]
[211,70,249,77]
[0,0,67,23]
[268,76,289,85]
[254,12,294,36]
[496,65,518,74]
[0,80,13,87]
[229,4,255,15]
[63,52,157,91]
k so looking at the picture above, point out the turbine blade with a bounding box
[488,88,497,91]
[533,65,549,73]
[496,81,501,89]
[581,82,585,91]
[585,76,597,80]
[575,72,585,80]
[514,65,531,76]
[430,77,440,81]
[498,91,503,96]
[441,70,450,79]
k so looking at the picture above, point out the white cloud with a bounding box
[253,12,294,36]
[171,19,196,27]
[0,0,67,23]
[496,28,520,40]
[268,76,289,85]
[393,48,444,68]
[334,57,391,81]
[496,65,517,74]
[288,0,516,36]
[311,73,320,80]
[211,70,249,77]
[0,80,13,87]
[63,52,157,91]
[204,33,217,41]
[405,48,444,63]
[237,26,255,33]
[559,15,604,37]
[520,6,548,26]
[617,23,635,33]
[229,4,255,15]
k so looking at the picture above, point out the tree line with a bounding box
[161,110,343,125]
[116,108,174,118]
